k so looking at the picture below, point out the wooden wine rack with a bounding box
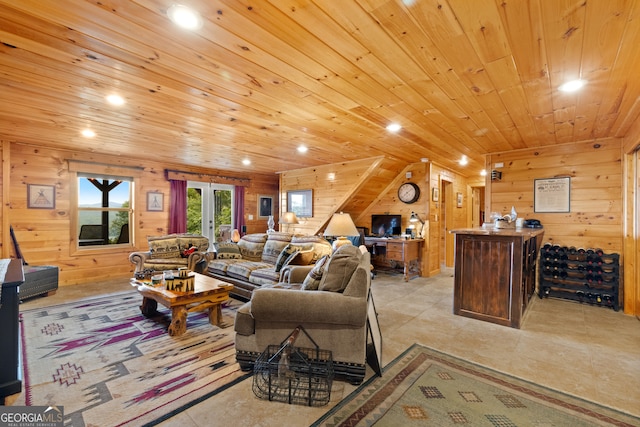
[538,245,620,311]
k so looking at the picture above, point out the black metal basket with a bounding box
[252,326,334,406]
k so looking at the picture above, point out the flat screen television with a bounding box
[371,214,402,237]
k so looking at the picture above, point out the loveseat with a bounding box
[207,232,332,300]
[129,234,212,274]
[234,245,371,384]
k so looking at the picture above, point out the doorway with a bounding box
[441,179,455,268]
[187,182,234,245]
[471,186,485,227]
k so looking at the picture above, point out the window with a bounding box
[76,173,133,248]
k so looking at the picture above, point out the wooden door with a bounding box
[442,180,455,267]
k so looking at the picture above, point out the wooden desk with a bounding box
[365,238,424,281]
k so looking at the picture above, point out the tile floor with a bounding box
[14,269,640,426]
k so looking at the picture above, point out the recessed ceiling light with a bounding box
[480,169,487,176]
[297,145,308,153]
[81,129,96,138]
[167,4,203,30]
[242,159,251,166]
[106,94,125,106]
[559,79,586,93]
[386,123,402,132]
[459,155,468,166]
[387,123,401,132]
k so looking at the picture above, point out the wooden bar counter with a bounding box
[450,227,544,328]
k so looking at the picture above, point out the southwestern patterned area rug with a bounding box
[313,344,640,427]
[14,291,250,427]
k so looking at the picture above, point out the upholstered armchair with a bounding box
[129,234,213,274]
[234,245,371,384]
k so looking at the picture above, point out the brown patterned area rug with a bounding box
[14,291,250,427]
[312,344,640,427]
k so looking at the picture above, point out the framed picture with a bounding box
[456,192,463,208]
[147,191,164,212]
[534,177,571,213]
[287,189,313,218]
[432,187,439,202]
[258,195,273,218]
[28,184,55,209]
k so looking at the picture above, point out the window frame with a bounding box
[69,161,141,255]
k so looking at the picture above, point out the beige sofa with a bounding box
[129,234,212,274]
[234,245,371,384]
[207,232,332,300]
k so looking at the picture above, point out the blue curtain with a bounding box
[169,179,187,234]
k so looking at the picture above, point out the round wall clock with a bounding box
[398,182,420,204]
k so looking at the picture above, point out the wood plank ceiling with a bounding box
[1,0,639,176]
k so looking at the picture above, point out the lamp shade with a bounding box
[231,229,241,243]
[324,212,358,250]
[279,211,299,225]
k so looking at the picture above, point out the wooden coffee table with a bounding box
[130,272,234,337]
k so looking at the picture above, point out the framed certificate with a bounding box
[534,177,570,213]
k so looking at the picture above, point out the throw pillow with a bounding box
[274,244,301,273]
[214,242,242,260]
[286,249,315,266]
[301,255,329,291]
[318,245,360,293]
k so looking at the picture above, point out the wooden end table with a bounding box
[130,272,233,337]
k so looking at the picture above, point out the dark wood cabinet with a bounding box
[0,259,25,402]
[451,228,544,328]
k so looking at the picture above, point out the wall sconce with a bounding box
[491,170,502,181]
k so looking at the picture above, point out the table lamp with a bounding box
[409,211,425,238]
[324,212,358,251]
[279,211,299,232]
[231,228,240,243]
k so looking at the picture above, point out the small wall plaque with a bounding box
[28,184,55,209]
[147,191,164,212]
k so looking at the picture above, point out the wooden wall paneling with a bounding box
[245,175,279,235]
[7,142,278,286]
[622,149,639,315]
[280,158,449,277]
[488,139,623,252]
[426,163,473,275]
[622,117,640,154]
[356,162,428,232]
[429,166,442,275]
[279,158,381,236]
[487,138,631,309]
[1,141,7,258]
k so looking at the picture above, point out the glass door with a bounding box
[187,182,234,245]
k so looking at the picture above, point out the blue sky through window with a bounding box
[79,178,130,206]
